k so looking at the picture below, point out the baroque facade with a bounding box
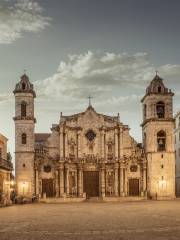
[13,73,175,200]
[0,133,13,204]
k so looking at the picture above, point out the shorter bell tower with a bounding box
[141,74,175,199]
[13,74,36,197]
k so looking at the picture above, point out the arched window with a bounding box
[22,133,27,145]
[21,102,27,117]
[158,86,162,93]
[22,82,26,90]
[157,130,166,151]
[156,101,165,118]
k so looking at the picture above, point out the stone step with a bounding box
[85,197,104,202]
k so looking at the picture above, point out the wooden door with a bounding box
[83,171,99,198]
[129,179,139,196]
[42,179,54,197]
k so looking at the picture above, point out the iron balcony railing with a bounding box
[0,158,13,171]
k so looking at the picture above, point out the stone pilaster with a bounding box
[78,164,83,197]
[120,164,125,196]
[75,171,78,196]
[59,163,64,197]
[124,167,128,196]
[101,130,105,158]
[55,170,59,197]
[65,165,69,196]
[65,131,68,158]
[35,168,39,196]
[60,128,64,158]
[78,130,81,158]
[120,128,123,158]
[100,165,105,197]
[115,129,119,159]
[143,165,147,194]
[104,133,107,160]
[114,163,119,196]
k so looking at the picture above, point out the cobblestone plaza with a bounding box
[1,201,180,240]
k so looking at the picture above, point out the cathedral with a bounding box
[13,73,175,200]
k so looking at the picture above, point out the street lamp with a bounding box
[159,179,167,190]
[22,182,26,196]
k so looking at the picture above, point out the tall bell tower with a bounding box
[141,73,175,199]
[13,74,36,197]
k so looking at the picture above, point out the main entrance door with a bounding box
[129,179,139,196]
[83,171,99,198]
[42,179,54,197]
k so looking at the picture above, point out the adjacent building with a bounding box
[174,112,180,196]
[13,73,175,200]
[0,133,13,204]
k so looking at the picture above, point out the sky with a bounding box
[0,0,180,164]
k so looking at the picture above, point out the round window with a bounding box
[85,129,96,141]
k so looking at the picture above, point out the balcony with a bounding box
[0,158,13,171]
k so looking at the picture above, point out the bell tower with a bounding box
[13,74,36,197]
[141,73,175,199]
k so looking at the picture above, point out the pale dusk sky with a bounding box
[0,0,180,163]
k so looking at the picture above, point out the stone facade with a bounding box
[0,133,13,204]
[14,73,175,200]
[174,112,180,196]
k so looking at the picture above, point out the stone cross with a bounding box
[88,96,93,106]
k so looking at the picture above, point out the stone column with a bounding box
[78,130,81,158]
[55,170,59,197]
[65,131,68,158]
[65,166,69,196]
[78,165,83,197]
[114,163,119,196]
[115,130,119,159]
[100,165,105,197]
[60,128,64,158]
[120,128,123,158]
[120,164,124,196]
[6,172,11,202]
[75,171,78,196]
[35,168,39,196]
[143,166,147,194]
[124,168,128,196]
[104,134,106,160]
[101,130,105,159]
[59,163,64,197]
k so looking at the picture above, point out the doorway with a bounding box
[83,171,99,198]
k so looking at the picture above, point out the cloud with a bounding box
[0,93,13,104]
[2,50,180,116]
[0,0,51,44]
[35,51,180,102]
[35,51,152,99]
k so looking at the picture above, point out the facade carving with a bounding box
[13,73,175,200]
